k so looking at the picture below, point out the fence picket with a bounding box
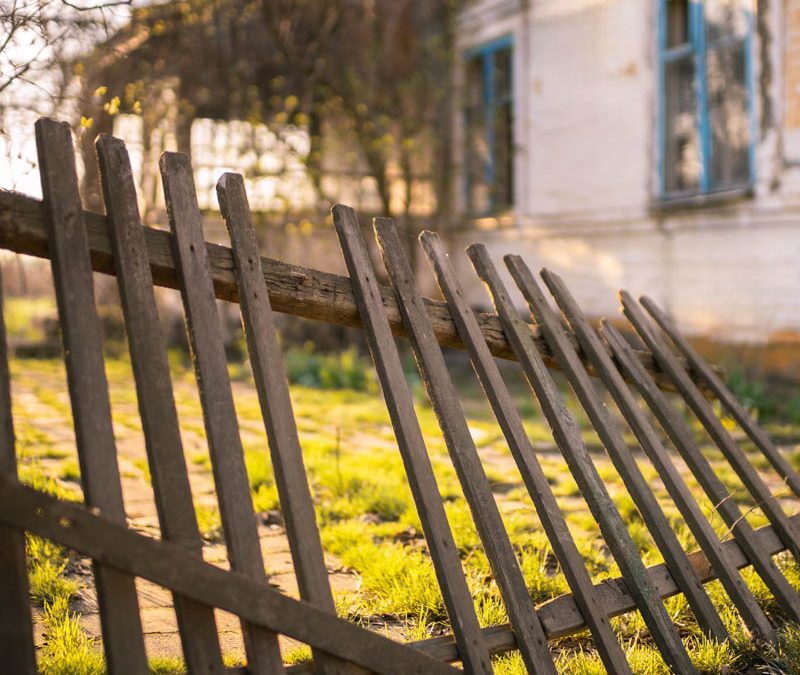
[160,152,284,674]
[467,244,697,675]
[35,118,149,675]
[330,205,493,675]
[619,292,800,564]
[641,296,800,499]
[542,270,774,640]
[506,258,726,641]
[96,135,226,673]
[216,174,349,675]
[420,231,632,675]
[374,218,558,675]
[613,295,800,624]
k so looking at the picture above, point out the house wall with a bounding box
[452,0,800,375]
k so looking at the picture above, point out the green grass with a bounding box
[195,504,223,541]
[59,459,81,483]
[38,595,105,675]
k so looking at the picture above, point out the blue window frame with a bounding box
[658,0,755,198]
[464,36,513,215]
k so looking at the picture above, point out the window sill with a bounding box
[650,186,754,212]
[464,210,516,230]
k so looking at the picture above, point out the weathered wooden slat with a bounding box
[508,258,726,643]
[160,152,284,674]
[468,244,697,675]
[0,268,37,673]
[420,232,632,674]
[526,266,733,639]
[34,117,149,675]
[330,206,493,675]
[621,292,800,564]
[374,218,558,675]
[0,477,459,675]
[0,189,708,395]
[640,296,800,499]
[216,174,346,675]
[614,296,800,623]
[96,135,226,674]
[542,271,773,640]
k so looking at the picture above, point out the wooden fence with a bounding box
[1,117,800,673]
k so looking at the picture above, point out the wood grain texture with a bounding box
[331,205,492,675]
[641,296,800,499]
[0,189,709,394]
[468,244,697,675]
[420,231,632,675]
[0,266,37,674]
[617,294,800,624]
[542,270,772,640]
[97,135,225,674]
[375,219,557,675]
[0,476,459,675]
[35,117,149,675]
[512,263,726,642]
[160,152,284,674]
[217,173,348,675]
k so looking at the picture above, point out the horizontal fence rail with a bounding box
[0,188,710,395]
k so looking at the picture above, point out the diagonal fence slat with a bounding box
[608,299,800,624]
[620,291,800,565]
[0,267,37,674]
[330,205,493,675]
[467,244,698,675]
[160,152,285,674]
[542,270,775,641]
[419,231,633,675]
[35,118,150,675]
[640,296,800,499]
[507,258,727,642]
[96,135,226,674]
[373,218,558,675]
[216,174,348,675]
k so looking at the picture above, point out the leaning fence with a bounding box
[1,118,799,674]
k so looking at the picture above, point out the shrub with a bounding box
[285,343,374,391]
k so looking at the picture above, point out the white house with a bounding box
[451,0,800,376]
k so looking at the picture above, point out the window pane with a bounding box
[494,47,512,100]
[666,0,690,48]
[466,57,484,108]
[493,100,513,209]
[707,41,750,188]
[706,0,748,43]
[466,104,490,214]
[664,55,701,193]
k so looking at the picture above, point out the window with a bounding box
[659,0,754,198]
[465,36,513,215]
